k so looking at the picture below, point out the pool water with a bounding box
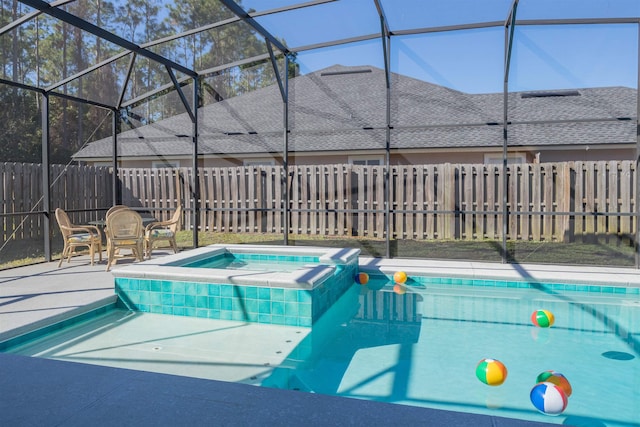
[5,275,640,426]
[270,276,639,427]
[181,252,320,273]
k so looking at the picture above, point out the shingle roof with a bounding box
[73,65,637,160]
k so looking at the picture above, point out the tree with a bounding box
[0,0,291,163]
[0,86,39,163]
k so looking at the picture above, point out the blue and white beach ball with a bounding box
[530,382,568,415]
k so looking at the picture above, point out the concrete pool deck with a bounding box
[3,251,636,426]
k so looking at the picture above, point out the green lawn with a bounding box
[1,231,636,270]
[179,231,636,267]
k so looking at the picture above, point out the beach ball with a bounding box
[393,283,407,295]
[531,309,555,328]
[475,358,508,386]
[536,371,572,397]
[393,271,408,284]
[355,272,369,285]
[530,382,568,415]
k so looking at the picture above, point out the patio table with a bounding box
[89,216,157,245]
[89,216,158,228]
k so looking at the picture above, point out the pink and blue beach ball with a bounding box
[530,382,568,415]
[531,309,555,328]
[355,272,369,285]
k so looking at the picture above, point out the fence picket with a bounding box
[423,165,438,239]
[274,167,282,233]
[345,164,353,236]
[543,164,554,240]
[300,166,309,234]
[336,165,345,235]
[508,165,518,239]
[404,166,414,239]
[596,161,607,236]
[520,164,529,240]
[584,162,596,235]
[608,161,619,236]
[620,162,632,235]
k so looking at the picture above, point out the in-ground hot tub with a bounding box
[112,244,360,326]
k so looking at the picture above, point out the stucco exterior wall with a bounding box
[90,146,634,169]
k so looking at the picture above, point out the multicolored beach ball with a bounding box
[393,271,407,284]
[530,382,568,415]
[354,272,369,285]
[475,358,508,386]
[531,309,555,328]
[536,370,572,397]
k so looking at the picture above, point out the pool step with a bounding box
[0,295,117,350]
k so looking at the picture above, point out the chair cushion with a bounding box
[148,229,174,238]
[69,233,93,243]
[114,239,141,245]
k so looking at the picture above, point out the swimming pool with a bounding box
[181,251,321,272]
[4,270,639,426]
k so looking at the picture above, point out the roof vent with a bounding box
[321,69,372,77]
[521,90,580,98]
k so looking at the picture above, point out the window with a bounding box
[484,153,526,165]
[92,162,111,167]
[349,155,383,165]
[152,160,180,168]
[243,159,275,166]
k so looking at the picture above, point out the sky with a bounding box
[244,0,640,94]
[12,0,638,94]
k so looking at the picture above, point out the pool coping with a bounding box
[112,244,361,290]
[358,256,640,289]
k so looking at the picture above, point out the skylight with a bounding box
[521,90,581,98]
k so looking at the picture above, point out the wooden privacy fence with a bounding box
[0,163,111,242]
[0,161,636,243]
[120,160,636,241]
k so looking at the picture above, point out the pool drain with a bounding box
[602,350,634,360]
[152,346,162,351]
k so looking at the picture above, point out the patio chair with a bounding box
[144,205,182,259]
[104,205,131,254]
[106,204,129,219]
[105,208,144,271]
[55,208,103,267]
